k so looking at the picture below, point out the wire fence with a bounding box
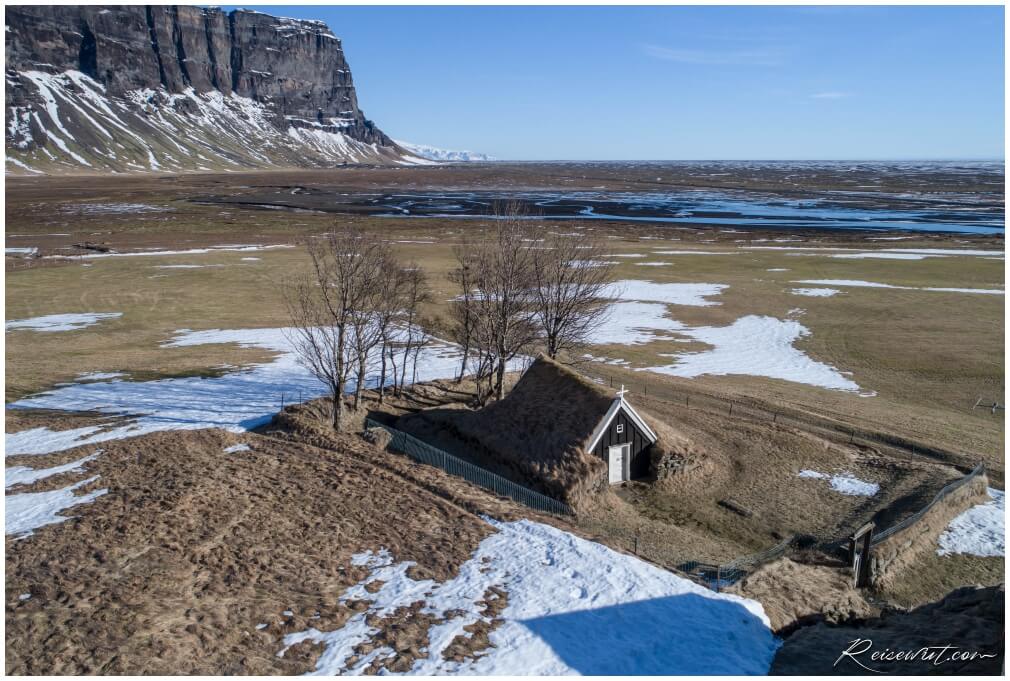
[871,462,987,545]
[366,418,796,590]
[364,418,573,517]
[634,535,796,591]
[368,414,986,592]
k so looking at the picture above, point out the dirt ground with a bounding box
[4,424,564,675]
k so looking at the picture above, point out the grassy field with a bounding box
[7,171,1004,473]
[5,169,1004,672]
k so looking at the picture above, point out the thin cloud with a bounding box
[810,91,851,99]
[642,44,783,66]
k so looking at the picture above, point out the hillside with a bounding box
[4,6,427,174]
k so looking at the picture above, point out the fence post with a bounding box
[728,403,733,417]
[715,566,721,592]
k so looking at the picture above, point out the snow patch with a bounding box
[646,316,862,393]
[5,452,100,489]
[937,488,1005,557]
[798,470,879,496]
[6,325,469,455]
[278,517,777,675]
[604,280,727,307]
[791,288,839,297]
[794,280,1003,295]
[595,302,686,346]
[5,476,108,538]
[6,312,121,333]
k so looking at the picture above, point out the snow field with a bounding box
[279,518,778,675]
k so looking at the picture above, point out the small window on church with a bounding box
[616,423,624,434]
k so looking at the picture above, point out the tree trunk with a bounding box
[332,390,344,432]
[353,356,367,410]
[378,340,388,404]
[399,337,410,395]
[495,357,507,401]
[389,347,399,397]
[456,333,470,383]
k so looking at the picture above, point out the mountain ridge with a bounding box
[394,140,496,162]
[5,5,426,173]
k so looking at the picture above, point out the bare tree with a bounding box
[397,264,430,396]
[283,225,386,432]
[448,243,477,383]
[468,201,540,401]
[529,231,616,359]
[347,242,399,410]
[376,264,409,404]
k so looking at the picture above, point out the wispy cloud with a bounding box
[642,44,784,66]
[809,91,851,100]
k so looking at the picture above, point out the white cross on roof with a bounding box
[616,384,629,399]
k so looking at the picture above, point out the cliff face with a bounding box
[5,6,425,173]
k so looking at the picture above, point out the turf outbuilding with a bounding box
[397,355,694,508]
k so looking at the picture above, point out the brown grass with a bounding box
[4,425,563,674]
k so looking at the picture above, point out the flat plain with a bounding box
[4,163,1005,673]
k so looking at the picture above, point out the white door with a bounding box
[608,444,630,483]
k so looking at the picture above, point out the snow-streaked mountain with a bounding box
[394,140,496,162]
[5,6,428,174]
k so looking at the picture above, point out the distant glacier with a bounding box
[395,140,496,162]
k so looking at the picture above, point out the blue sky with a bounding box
[238,5,1004,160]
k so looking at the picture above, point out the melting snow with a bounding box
[651,250,735,256]
[5,476,108,538]
[6,312,122,333]
[5,452,99,489]
[572,260,619,268]
[278,518,777,675]
[71,244,295,259]
[791,288,840,297]
[937,488,1005,557]
[603,280,727,307]
[646,316,863,393]
[6,326,468,455]
[594,302,686,346]
[224,444,251,453]
[798,470,879,496]
[794,280,1003,295]
[831,252,931,260]
[76,372,127,382]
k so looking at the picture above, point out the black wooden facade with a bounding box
[590,406,653,479]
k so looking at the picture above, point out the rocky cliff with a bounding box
[5,5,427,173]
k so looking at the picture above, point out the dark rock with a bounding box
[5,5,411,172]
